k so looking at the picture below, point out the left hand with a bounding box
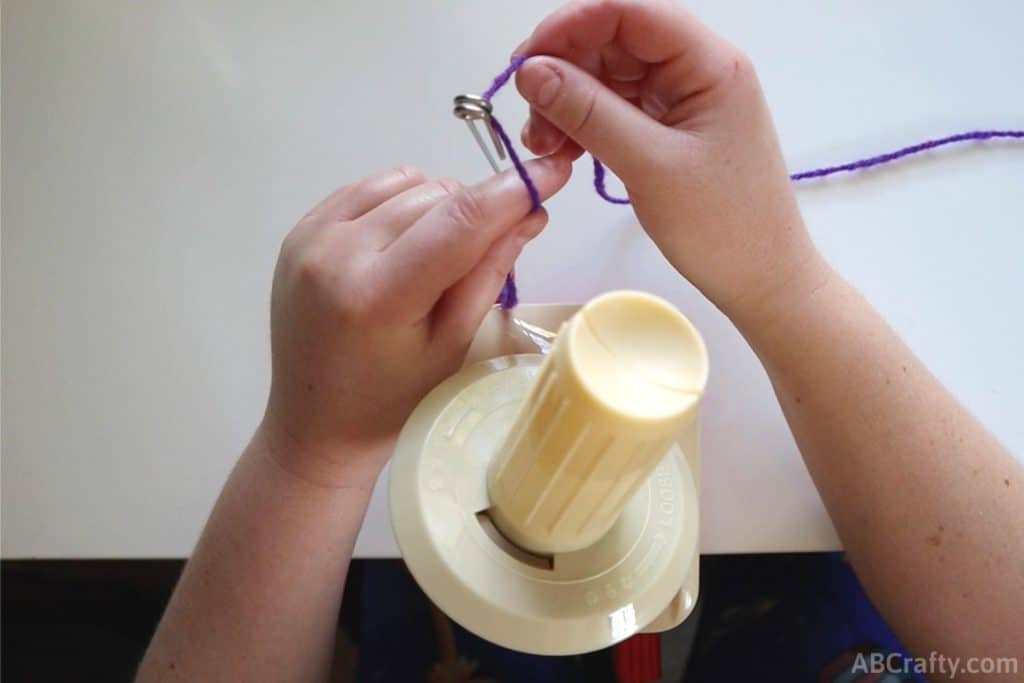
[262,154,572,486]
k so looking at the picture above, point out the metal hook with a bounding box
[453,94,507,173]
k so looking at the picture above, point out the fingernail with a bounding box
[520,63,561,108]
[510,40,527,60]
[537,153,569,170]
[518,221,545,240]
[521,118,533,147]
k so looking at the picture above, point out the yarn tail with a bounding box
[497,273,518,309]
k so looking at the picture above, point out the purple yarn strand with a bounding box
[483,55,527,101]
[488,114,539,309]
[489,114,541,211]
[592,157,632,204]
[480,57,1023,307]
[496,273,518,309]
[484,58,536,308]
[789,129,1024,181]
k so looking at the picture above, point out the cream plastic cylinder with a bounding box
[486,291,708,555]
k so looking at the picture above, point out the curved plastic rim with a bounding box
[389,355,699,655]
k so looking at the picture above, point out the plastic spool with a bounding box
[390,292,708,655]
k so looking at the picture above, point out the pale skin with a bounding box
[138,1,1024,680]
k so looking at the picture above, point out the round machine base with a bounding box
[389,354,699,655]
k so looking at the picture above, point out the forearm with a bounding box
[737,260,1024,662]
[137,424,381,682]
[133,152,569,681]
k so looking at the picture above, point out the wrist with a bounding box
[724,246,835,351]
[254,414,392,490]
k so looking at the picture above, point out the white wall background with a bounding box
[3,0,1022,557]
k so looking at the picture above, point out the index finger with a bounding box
[375,152,573,315]
[520,0,731,69]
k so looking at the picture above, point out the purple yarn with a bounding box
[483,55,528,101]
[496,272,518,308]
[488,113,539,308]
[480,57,1023,307]
[483,57,534,308]
[788,129,1024,181]
[592,157,632,204]
[489,115,541,210]
[560,130,1024,203]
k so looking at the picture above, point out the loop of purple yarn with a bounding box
[482,56,1023,307]
[592,157,633,204]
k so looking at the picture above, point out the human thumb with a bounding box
[515,55,663,178]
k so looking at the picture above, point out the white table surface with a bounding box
[3,0,1022,558]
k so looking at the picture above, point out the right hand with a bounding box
[515,0,827,325]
